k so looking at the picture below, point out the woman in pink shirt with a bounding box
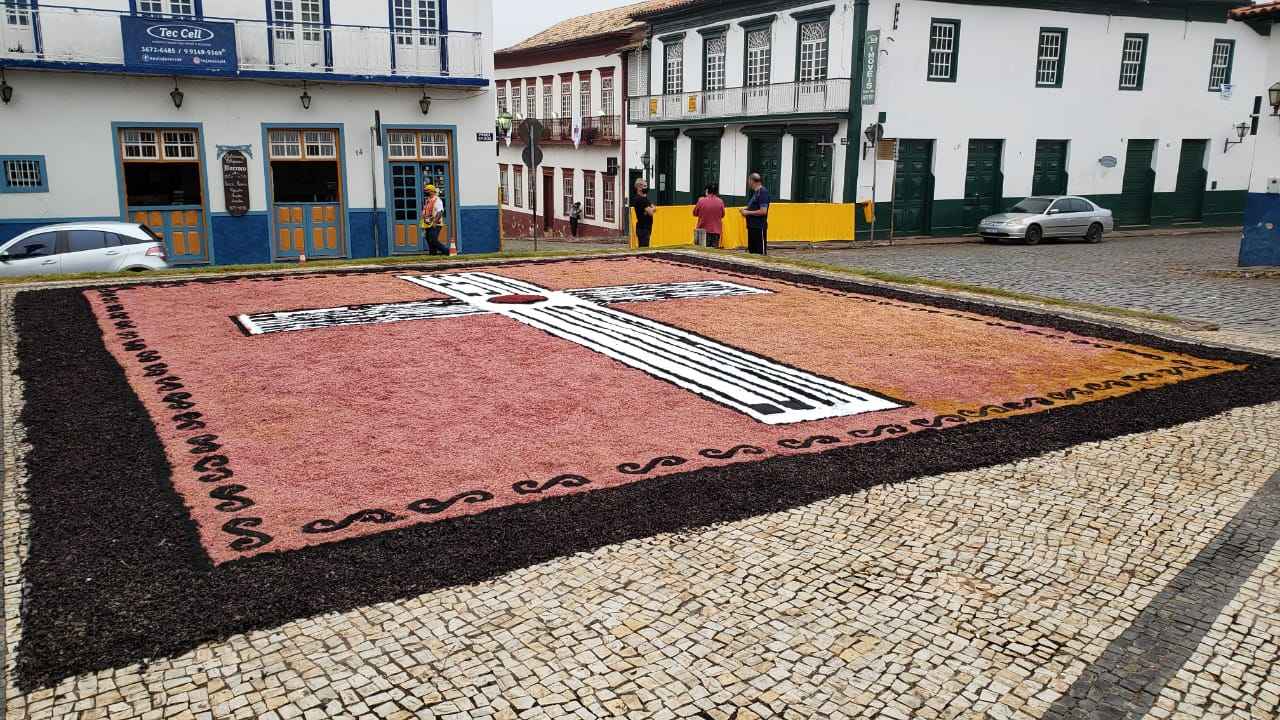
[692,184,726,248]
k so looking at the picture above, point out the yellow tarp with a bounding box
[630,203,860,249]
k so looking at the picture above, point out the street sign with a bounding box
[522,144,543,169]
[861,30,880,105]
[476,132,494,142]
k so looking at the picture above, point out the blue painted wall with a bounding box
[210,213,271,265]
[1240,193,1280,267]
[348,209,386,259]
[459,206,499,255]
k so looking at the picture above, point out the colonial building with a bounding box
[1231,1,1280,266]
[494,1,659,239]
[629,0,1266,239]
[0,0,497,264]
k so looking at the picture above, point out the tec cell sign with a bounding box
[120,16,238,73]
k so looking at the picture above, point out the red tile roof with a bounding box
[1231,0,1280,18]
[498,0,671,54]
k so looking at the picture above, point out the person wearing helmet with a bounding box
[420,183,449,256]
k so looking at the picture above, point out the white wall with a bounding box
[1245,27,1279,195]
[0,72,497,221]
[857,0,1267,203]
[496,142,622,232]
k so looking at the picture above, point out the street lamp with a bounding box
[640,151,651,173]
[0,69,12,105]
[418,90,432,115]
[299,81,312,110]
[170,79,184,109]
[1270,82,1280,116]
[495,110,513,135]
[1224,121,1249,153]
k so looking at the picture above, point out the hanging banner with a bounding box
[120,16,238,73]
[861,30,880,106]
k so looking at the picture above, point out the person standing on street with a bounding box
[570,201,582,237]
[631,178,656,248]
[421,184,449,255]
[741,173,770,255]
[692,183,725,248]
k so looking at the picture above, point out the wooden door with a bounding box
[390,163,423,254]
[1032,140,1069,196]
[963,139,1003,228]
[747,137,781,200]
[656,140,676,205]
[1116,140,1156,227]
[543,171,555,230]
[131,207,204,263]
[792,137,833,203]
[893,140,934,236]
[1172,139,1207,222]
[690,137,721,197]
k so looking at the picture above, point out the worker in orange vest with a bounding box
[420,183,449,255]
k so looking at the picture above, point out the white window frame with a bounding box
[303,130,337,159]
[512,85,523,118]
[542,80,553,118]
[122,129,160,159]
[273,0,323,43]
[560,77,572,117]
[703,35,726,92]
[583,170,596,220]
[602,175,616,222]
[562,169,573,216]
[1036,29,1064,87]
[525,80,537,119]
[498,165,508,205]
[388,131,418,159]
[1119,34,1146,90]
[138,0,196,18]
[418,131,449,160]
[5,1,34,27]
[1208,39,1233,91]
[512,165,523,208]
[393,0,439,47]
[601,74,615,116]
[745,29,771,87]
[664,40,683,95]
[161,130,199,160]
[0,157,46,193]
[579,73,592,116]
[797,21,828,83]
[928,20,958,82]
[627,48,650,98]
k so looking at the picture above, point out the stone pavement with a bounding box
[2,256,1278,720]
[782,232,1279,340]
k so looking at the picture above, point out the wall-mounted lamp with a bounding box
[419,90,432,116]
[170,78,184,109]
[1270,82,1280,117]
[1223,121,1249,153]
[1,69,12,105]
[299,81,312,110]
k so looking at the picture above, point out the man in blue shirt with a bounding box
[741,173,770,255]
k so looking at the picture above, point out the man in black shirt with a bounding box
[631,178,655,247]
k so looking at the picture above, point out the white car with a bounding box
[0,222,171,278]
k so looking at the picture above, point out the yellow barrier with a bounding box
[630,203,859,249]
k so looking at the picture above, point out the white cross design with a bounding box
[235,272,902,425]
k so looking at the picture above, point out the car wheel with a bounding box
[1024,225,1043,246]
[1085,223,1104,243]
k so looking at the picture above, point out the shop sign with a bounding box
[221,151,250,218]
[861,30,880,105]
[120,16,238,73]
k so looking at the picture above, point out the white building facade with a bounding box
[494,4,653,239]
[0,0,497,265]
[1231,1,1280,266]
[630,0,1265,239]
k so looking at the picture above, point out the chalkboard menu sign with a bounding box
[222,150,250,217]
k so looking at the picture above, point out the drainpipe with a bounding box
[842,0,869,205]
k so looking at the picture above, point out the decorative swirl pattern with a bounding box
[617,456,687,475]
[957,404,1014,419]
[222,517,273,551]
[698,445,766,460]
[408,490,494,514]
[186,434,222,454]
[301,509,406,534]
[210,484,255,512]
[513,474,591,495]
[909,414,968,429]
[193,454,233,483]
[778,435,842,450]
[849,424,909,439]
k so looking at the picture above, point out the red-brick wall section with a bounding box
[500,209,623,240]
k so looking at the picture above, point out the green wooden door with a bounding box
[1032,140,1069,196]
[690,137,721,197]
[1171,139,1207,222]
[792,137,833,203]
[893,140,934,236]
[747,137,782,201]
[1116,140,1156,227]
[962,139,1004,229]
[656,139,676,205]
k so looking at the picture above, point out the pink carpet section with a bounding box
[86,258,1239,564]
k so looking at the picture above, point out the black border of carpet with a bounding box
[11,252,1280,690]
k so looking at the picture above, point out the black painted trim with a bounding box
[696,24,728,36]
[739,13,777,30]
[792,5,835,21]
[13,252,1280,691]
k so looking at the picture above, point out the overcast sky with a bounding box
[492,0,638,50]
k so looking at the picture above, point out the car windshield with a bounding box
[1010,198,1053,214]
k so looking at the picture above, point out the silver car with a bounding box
[0,222,171,278]
[979,196,1114,245]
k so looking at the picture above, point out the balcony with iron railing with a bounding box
[506,115,621,145]
[629,78,850,124]
[0,4,485,84]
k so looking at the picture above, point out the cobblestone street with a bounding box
[3,252,1278,720]
[782,232,1279,339]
